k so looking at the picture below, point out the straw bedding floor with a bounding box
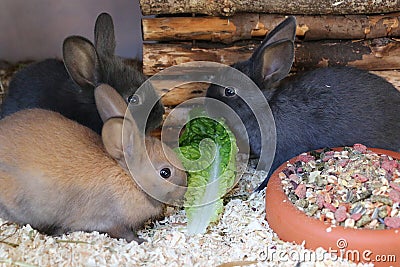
[0,62,392,266]
[0,161,371,267]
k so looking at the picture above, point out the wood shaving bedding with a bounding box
[0,163,371,267]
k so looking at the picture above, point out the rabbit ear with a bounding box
[94,84,129,122]
[252,39,294,88]
[252,16,296,59]
[94,12,116,55]
[262,16,296,46]
[98,84,145,170]
[102,117,144,171]
[63,36,99,90]
[102,118,126,169]
[101,117,147,170]
[243,17,296,88]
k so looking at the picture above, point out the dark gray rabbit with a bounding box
[0,13,163,134]
[206,16,400,190]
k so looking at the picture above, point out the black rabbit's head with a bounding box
[205,16,297,159]
[62,13,164,133]
[206,16,296,111]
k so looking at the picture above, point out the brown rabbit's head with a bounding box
[95,84,187,205]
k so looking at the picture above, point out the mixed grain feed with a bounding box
[280,144,400,230]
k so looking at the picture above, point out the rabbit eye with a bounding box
[160,168,171,179]
[127,94,141,105]
[224,86,236,97]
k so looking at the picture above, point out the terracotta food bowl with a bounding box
[265,147,400,266]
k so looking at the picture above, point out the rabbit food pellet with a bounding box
[279,144,400,229]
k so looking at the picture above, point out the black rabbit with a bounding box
[0,13,164,134]
[206,16,400,190]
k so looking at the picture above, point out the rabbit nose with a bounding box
[171,186,187,203]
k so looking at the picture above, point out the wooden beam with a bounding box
[155,81,208,106]
[140,0,400,16]
[143,13,400,43]
[143,38,400,76]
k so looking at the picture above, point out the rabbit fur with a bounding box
[0,84,186,243]
[206,16,400,190]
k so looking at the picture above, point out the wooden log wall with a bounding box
[140,0,400,16]
[144,39,400,76]
[143,13,400,43]
[140,1,400,108]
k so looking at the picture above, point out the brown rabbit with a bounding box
[0,84,187,243]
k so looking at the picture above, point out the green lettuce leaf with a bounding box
[176,108,238,234]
